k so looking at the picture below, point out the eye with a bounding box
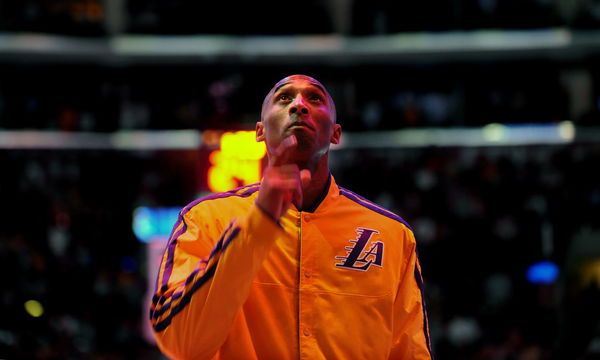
[277,94,293,102]
[310,95,324,103]
[306,92,324,103]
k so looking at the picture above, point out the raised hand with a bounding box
[256,135,311,220]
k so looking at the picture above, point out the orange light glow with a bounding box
[208,131,266,192]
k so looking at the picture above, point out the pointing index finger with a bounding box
[271,135,297,166]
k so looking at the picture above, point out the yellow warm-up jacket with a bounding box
[150,176,433,359]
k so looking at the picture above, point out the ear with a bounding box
[256,121,265,142]
[330,123,342,144]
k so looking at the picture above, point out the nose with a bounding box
[289,96,309,116]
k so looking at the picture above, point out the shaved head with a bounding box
[261,74,337,123]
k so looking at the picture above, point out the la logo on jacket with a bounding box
[335,228,384,271]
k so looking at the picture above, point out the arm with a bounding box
[150,135,304,359]
[388,231,434,360]
[150,202,287,359]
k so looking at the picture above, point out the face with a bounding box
[256,75,341,163]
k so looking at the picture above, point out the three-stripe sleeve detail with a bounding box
[150,223,241,332]
[150,184,259,333]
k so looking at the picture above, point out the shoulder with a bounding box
[181,183,260,218]
[337,186,413,233]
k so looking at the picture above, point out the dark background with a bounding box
[1,1,600,359]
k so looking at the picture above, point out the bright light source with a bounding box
[24,300,44,318]
[558,121,575,141]
[526,260,559,284]
[208,131,266,193]
[132,207,180,243]
[483,123,506,142]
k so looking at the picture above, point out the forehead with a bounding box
[271,75,328,94]
[260,74,337,122]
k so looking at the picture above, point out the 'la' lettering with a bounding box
[335,228,384,271]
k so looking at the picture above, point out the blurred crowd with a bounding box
[0,149,199,359]
[0,64,597,133]
[1,0,600,35]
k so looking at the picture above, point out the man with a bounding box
[150,74,433,359]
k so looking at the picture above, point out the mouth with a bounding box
[287,121,315,132]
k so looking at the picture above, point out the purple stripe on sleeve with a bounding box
[151,288,186,319]
[240,184,260,197]
[182,184,260,215]
[221,227,241,250]
[155,220,233,305]
[208,221,234,259]
[230,182,260,193]
[153,216,184,292]
[151,223,240,319]
[152,226,242,331]
[339,188,413,231]
[153,264,218,332]
[414,263,434,358]
[241,186,260,196]
[155,187,259,294]
[160,219,187,292]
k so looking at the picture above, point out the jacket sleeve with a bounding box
[149,201,288,359]
[388,230,434,360]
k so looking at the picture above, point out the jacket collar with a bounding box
[291,173,340,215]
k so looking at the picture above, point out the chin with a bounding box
[293,131,314,146]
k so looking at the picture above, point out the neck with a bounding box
[294,154,331,212]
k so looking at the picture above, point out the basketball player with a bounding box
[150,74,433,359]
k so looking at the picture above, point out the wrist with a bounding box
[254,201,281,224]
